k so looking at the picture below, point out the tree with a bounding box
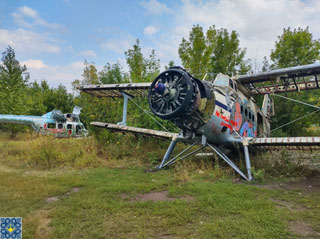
[0,46,29,136]
[165,60,175,70]
[145,49,160,81]
[210,28,249,75]
[178,25,213,79]
[261,56,270,72]
[99,62,126,84]
[82,60,99,85]
[125,39,160,82]
[269,27,320,136]
[125,39,146,82]
[271,27,320,68]
[178,25,250,78]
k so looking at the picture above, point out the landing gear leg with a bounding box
[243,141,253,181]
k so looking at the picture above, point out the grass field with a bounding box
[0,134,319,238]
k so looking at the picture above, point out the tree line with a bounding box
[1,25,320,137]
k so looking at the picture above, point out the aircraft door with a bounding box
[75,124,81,135]
[67,124,73,135]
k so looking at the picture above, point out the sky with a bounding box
[1,0,320,92]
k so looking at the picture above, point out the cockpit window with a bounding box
[213,74,229,87]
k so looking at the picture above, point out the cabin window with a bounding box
[67,124,72,130]
[76,125,81,134]
[48,123,55,129]
[57,123,63,129]
[234,83,238,92]
[252,115,255,122]
[221,126,227,133]
[249,112,251,120]
[245,108,248,117]
[229,79,233,88]
[241,105,243,114]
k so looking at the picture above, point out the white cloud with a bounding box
[21,59,48,69]
[140,0,172,15]
[150,0,320,70]
[12,5,64,30]
[100,35,135,53]
[0,28,60,54]
[27,61,85,92]
[19,6,38,18]
[80,49,96,57]
[144,25,158,36]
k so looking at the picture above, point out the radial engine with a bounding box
[148,67,215,138]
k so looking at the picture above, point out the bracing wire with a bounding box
[128,97,170,132]
[262,93,320,136]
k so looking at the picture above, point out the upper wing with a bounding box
[80,82,152,97]
[238,63,320,95]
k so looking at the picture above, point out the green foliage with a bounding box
[179,25,250,78]
[0,46,30,135]
[269,27,320,136]
[99,62,128,84]
[210,28,250,76]
[271,27,320,68]
[0,135,105,169]
[125,39,160,82]
[178,24,213,78]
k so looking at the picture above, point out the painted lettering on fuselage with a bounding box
[216,101,257,137]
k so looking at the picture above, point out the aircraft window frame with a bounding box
[76,125,81,134]
[234,83,238,92]
[229,79,233,89]
[57,123,63,129]
[67,124,72,130]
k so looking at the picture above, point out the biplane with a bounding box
[80,63,320,181]
[0,106,88,137]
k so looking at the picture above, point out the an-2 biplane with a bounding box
[80,63,320,181]
[0,106,88,137]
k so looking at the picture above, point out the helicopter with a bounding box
[80,63,320,181]
[0,106,88,138]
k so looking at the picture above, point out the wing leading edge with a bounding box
[91,122,177,140]
[80,82,152,98]
[238,62,320,95]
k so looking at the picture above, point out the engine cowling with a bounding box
[148,67,214,137]
[148,67,197,120]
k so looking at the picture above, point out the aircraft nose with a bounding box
[155,83,166,95]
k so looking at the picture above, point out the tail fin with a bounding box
[262,94,274,118]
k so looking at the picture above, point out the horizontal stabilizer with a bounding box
[91,122,177,140]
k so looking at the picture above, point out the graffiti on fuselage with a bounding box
[217,101,257,137]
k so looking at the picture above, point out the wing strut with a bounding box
[117,91,132,126]
[158,135,253,181]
